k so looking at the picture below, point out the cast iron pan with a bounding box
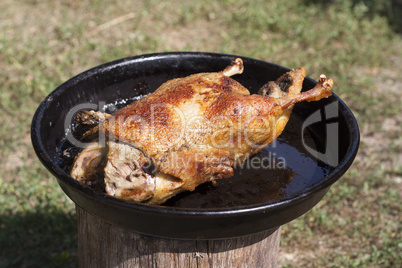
[31,52,359,239]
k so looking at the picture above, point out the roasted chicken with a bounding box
[71,58,333,204]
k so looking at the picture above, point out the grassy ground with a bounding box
[1,0,401,267]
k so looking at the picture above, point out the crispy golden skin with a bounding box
[71,58,333,204]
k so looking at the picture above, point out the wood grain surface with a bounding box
[76,205,281,268]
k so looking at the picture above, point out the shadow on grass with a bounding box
[0,207,77,268]
[303,0,402,33]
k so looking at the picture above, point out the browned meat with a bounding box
[70,142,106,189]
[71,58,333,204]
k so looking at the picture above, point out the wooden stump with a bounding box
[76,205,281,268]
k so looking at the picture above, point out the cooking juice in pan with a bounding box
[163,113,332,208]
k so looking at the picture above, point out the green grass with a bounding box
[1,0,401,267]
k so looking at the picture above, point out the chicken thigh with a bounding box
[71,58,333,204]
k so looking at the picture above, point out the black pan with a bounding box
[31,52,359,239]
